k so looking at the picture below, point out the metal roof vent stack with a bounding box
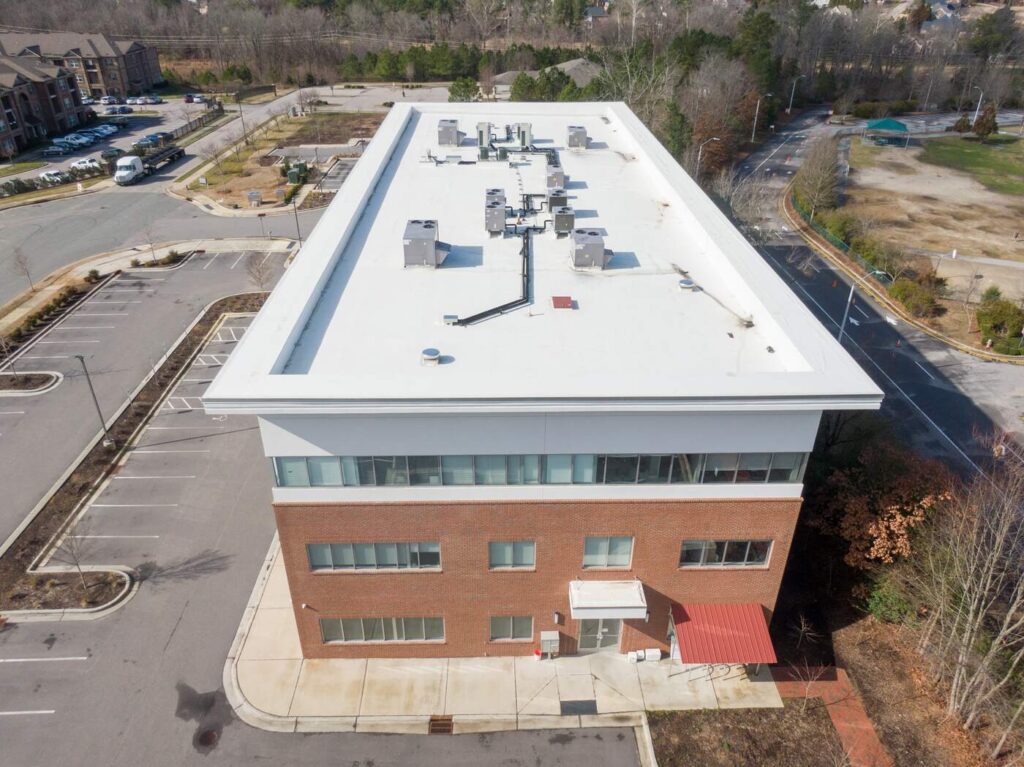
[438,119,459,146]
[571,229,608,269]
[678,278,700,291]
[553,206,575,236]
[403,219,446,267]
[421,348,441,365]
[515,122,532,147]
[567,125,588,149]
[547,167,566,189]
[476,122,491,148]
[547,187,568,210]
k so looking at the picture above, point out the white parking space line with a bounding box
[0,656,88,663]
[147,426,228,430]
[91,503,179,508]
[120,277,165,281]
[73,313,130,317]
[229,252,247,269]
[20,355,69,360]
[36,340,99,344]
[182,378,213,383]
[113,475,196,480]
[0,411,26,416]
[0,710,56,716]
[853,305,869,319]
[98,289,155,293]
[913,360,936,381]
[52,326,115,330]
[71,535,160,539]
[202,253,220,270]
[131,449,210,454]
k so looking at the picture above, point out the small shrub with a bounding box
[130,258,141,268]
[85,269,101,284]
[981,285,1002,303]
[867,580,912,623]
[889,277,938,317]
[816,209,860,244]
[977,298,1024,353]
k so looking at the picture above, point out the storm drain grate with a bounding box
[428,715,453,734]
[560,699,598,716]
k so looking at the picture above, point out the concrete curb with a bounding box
[0,177,112,212]
[223,540,658,755]
[1,567,137,623]
[780,186,1024,366]
[0,371,63,398]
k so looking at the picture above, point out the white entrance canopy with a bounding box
[569,580,648,620]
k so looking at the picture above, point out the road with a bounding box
[741,108,1024,471]
[0,312,640,767]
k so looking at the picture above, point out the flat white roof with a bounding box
[204,102,882,415]
[569,579,648,620]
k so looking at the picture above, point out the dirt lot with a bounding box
[844,141,1024,262]
[833,617,992,767]
[189,112,382,208]
[649,700,847,766]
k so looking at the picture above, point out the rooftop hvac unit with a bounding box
[547,187,568,210]
[567,125,588,148]
[476,121,492,148]
[485,199,506,234]
[546,167,566,189]
[553,206,575,235]
[485,187,505,201]
[571,228,608,269]
[438,119,459,146]
[403,219,446,267]
[515,122,532,147]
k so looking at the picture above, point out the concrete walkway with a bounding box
[773,666,893,767]
[227,543,782,738]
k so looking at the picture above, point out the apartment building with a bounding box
[0,55,87,155]
[0,32,162,99]
[204,103,882,663]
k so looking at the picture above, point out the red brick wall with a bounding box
[273,497,802,659]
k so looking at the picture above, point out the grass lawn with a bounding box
[918,135,1024,196]
[0,161,45,178]
[649,700,847,767]
[848,140,883,170]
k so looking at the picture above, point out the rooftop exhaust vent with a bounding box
[438,119,459,146]
[547,187,568,209]
[547,167,566,189]
[571,229,608,269]
[678,278,700,291]
[553,206,575,235]
[403,219,447,267]
[421,348,441,365]
[567,125,588,149]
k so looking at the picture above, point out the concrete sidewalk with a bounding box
[226,542,782,738]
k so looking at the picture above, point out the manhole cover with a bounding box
[560,699,597,715]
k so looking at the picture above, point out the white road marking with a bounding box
[146,426,227,430]
[20,355,69,359]
[0,411,25,415]
[91,503,179,508]
[73,313,130,316]
[854,305,869,319]
[0,710,56,716]
[202,253,219,270]
[113,475,196,480]
[52,326,115,330]
[98,289,153,293]
[0,656,88,663]
[914,360,936,380]
[36,340,99,344]
[121,277,165,281]
[181,378,213,383]
[229,252,247,269]
[71,535,160,539]
[131,449,210,454]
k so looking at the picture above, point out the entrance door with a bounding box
[578,618,622,652]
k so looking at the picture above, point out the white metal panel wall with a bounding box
[257,410,822,457]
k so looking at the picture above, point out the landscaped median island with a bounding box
[791,127,1024,356]
[0,372,58,393]
[0,292,267,615]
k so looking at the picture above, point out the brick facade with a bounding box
[274,496,802,659]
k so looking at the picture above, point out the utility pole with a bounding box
[694,136,719,179]
[787,75,806,115]
[75,354,113,448]
[751,93,772,143]
[236,94,248,144]
[292,198,302,246]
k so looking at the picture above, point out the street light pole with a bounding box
[292,198,302,246]
[694,136,719,179]
[786,75,805,115]
[74,354,113,448]
[236,94,248,144]
[258,212,267,239]
[837,270,890,344]
[751,93,772,143]
[972,86,984,124]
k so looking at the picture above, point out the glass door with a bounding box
[578,618,622,653]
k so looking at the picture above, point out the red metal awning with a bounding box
[671,603,777,665]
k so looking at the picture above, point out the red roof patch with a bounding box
[551,296,574,310]
[671,603,777,665]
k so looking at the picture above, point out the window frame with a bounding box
[678,539,773,569]
[320,616,445,644]
[582,535,634,569]
[306,542,442,572]
[489,615,534,642]
[488,540,536,570]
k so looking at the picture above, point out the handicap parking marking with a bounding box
[160,396,206,412]
[195,353,230,367]
[211,326,248,343]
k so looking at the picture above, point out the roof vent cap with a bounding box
[421,348,441,365]
[678,278,699,291]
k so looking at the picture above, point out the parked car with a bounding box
[100,147,126,160]
[145,96,163,105]
[42,145,70,157]
[99,95,119,105]
[38,170,70,185]
[66,133,95,146]
[80,96,95,106]
[70,157,101,172]
[103,106,118,115]
[109,116,130,126]
[117,106,133,114]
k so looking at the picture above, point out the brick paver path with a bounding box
[772,666,893,767]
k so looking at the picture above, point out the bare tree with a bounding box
[793,136,840,222]
[51,518,96,597]
[198,136,227,174]
[0,334,18,379]
[13,247,34,292]
[245,252,273,292]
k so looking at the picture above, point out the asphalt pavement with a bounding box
[0,315,641,767]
